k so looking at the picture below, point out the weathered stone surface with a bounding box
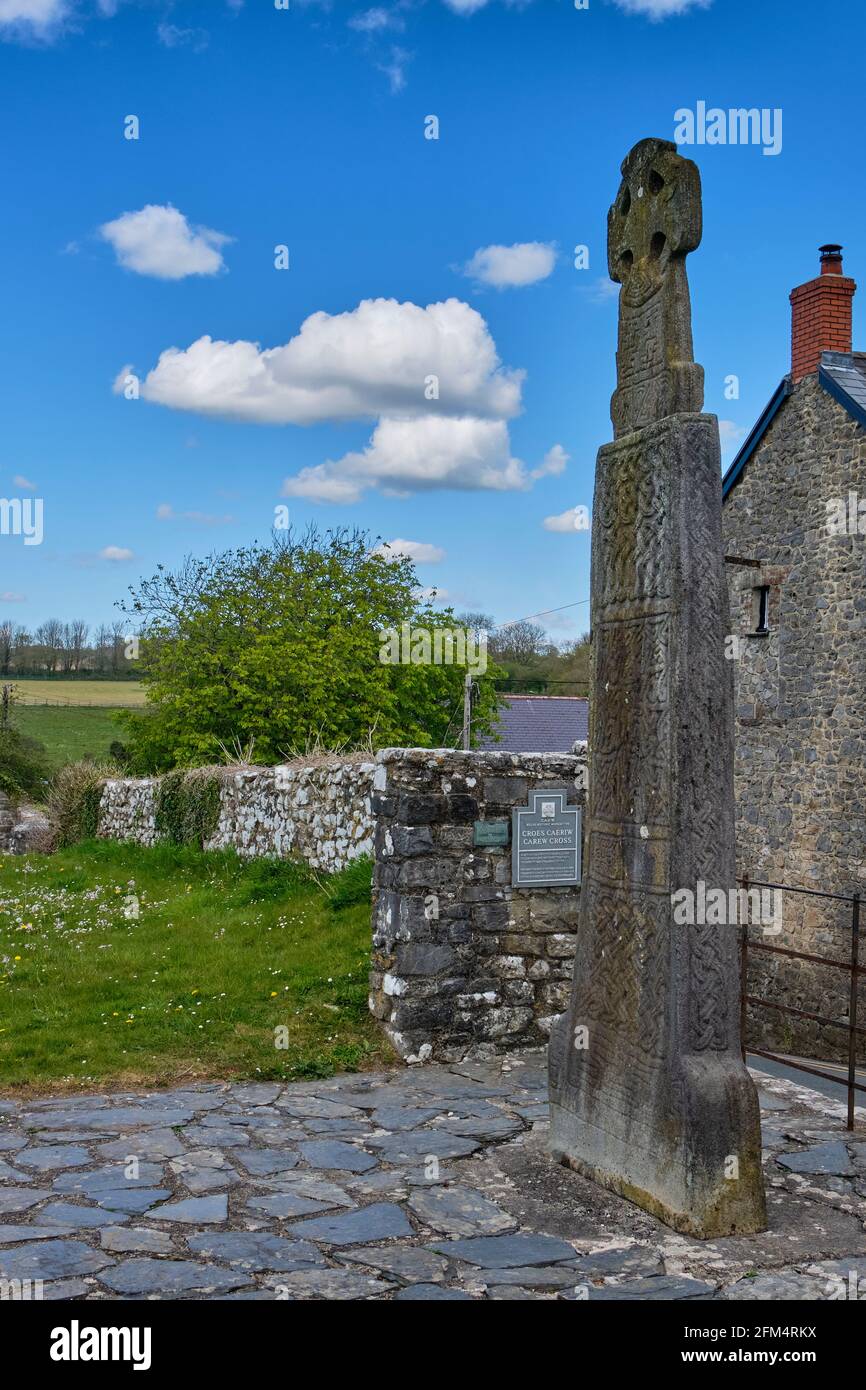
[233,1148,299,1176]
[393,1283,474,1300]
[100,1259,247,1296]
[98,1129,186,1160]
[430,1232,575,1268]
[0,1224,76,1244]
[34,1201,142,1228]
[297,1140,377,1173]
[53,1162,165,1195]
[407,1185,517,1237]
[97,759,375,873]
[0,1239,113,1281]
[0,1187,52,1214]
[777,1141,854,1176]
[0,1051,857,1301]
[186,1233,324,1272]
[263,1269,392,1300]
[287,1201,413,1246]
[570,1245,663,1278]
[100,1227,176,1254]
[370,749,586,1060]
[340,1245,449,1282]
[723,1273,827,1300]
[245,1192,340,1219]
[549,138,766,1240]
[563,1275,716,1301]
[147,1195,228,1223]
[16,1145,90,1171]
[366,1131,480,1163]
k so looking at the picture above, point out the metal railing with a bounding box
[739,875,863,1129]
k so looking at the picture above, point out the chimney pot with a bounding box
[790,245,855,381]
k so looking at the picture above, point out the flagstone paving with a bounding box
[0,1050,865,1300]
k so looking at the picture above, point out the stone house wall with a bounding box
[97,760,376,872]
[722,374,866,1059]
[369,747,585,1063]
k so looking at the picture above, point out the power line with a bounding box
[493,597,590,631]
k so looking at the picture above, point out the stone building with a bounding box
[722,245,866,1059]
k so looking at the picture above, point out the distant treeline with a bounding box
[0,619,138,679]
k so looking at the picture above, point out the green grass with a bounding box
[12,680,145,707]
[15,705,125,774]
[0,841,387,1093]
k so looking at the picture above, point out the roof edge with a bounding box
[818,356,866,430]
[721,378,792,500]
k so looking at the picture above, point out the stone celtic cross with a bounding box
[608,138,704,437]
[549,138,767,1238]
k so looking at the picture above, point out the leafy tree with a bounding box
[118,528,503,772]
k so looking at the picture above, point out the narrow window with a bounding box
[753,585,770,634]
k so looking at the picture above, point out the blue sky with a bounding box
[1,0,864,641]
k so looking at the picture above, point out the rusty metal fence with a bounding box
[739,875,864,1130]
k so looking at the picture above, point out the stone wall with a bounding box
[97,760,376,872]
[0,791,50,855]
[722,372,866,1060]
[369,747,585,1063]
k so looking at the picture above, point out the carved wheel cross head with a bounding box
[607,138,702,308]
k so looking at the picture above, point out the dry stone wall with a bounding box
[97,760,376,872]
[369,747,585,1063]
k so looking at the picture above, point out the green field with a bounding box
[0,840,386,1092]
[15,705,126,773]
[11,680,145,707]
[5,682,145,775]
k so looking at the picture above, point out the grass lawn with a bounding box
[11,680,145,707]
[0,840,389,1094]
[16,705,126,773]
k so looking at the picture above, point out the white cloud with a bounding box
[583,277,619,304]
[441,0,494,12]
[377,44,410,93]
[544,507,591,533]
[100,545,134,562]
[372,538,445,564]
[131,298,522,425]
[719,420,747,450]
[0,591,26,602]
[156,503,234,525]
[531,443,568,480]
[157,20,208,52]
[99,204,231,280]
[284,416,533,504]
[0,1,68,39]
[130,295,556,503]
[463,241,556,289]
[610,0,711,18]
[12,474,36,491]
[349,7,405,32]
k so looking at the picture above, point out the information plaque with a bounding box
[511,789,581,888]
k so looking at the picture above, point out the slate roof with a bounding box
[723,351,866,499]
[479,695,589,754]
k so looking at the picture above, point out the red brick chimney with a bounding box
[790,245,856,382]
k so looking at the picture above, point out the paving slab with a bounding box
[0,1051,862,1301]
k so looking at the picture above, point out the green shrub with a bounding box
[0,723,50,803]
[154,768,223,848]
[48,759,118,848]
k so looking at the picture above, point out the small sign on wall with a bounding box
[512,789,582,888]
[473,819,509,848]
